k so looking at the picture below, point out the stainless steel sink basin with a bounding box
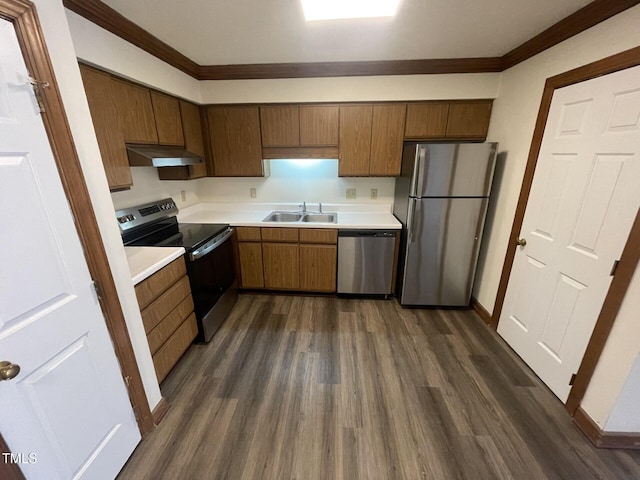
[301,213,337,223]
[262,211,338,223]
[263,212,304,222]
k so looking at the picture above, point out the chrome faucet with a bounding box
[318,202,323,213]
[299,201,307,213]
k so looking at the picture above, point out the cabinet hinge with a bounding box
[569,373,577,386]
[610,260,620,276]
[92,280,103,302]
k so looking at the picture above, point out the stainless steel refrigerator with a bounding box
[393,143,497,306]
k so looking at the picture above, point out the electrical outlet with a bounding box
[180,190,186,202]
[250,187,256,198]
[370,188,378,199]
[346,188,356,199]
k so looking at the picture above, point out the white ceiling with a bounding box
[100,0,593,66]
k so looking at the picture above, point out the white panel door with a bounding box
[498,65,640,402]
[0,19,140,479]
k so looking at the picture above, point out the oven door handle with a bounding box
[189,228,233,260]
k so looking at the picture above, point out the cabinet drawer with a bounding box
[146,294,194,355]
[135,257,187,310]
[261,227,299,242]
[236,227,262,241]
[299,228,338,244]
[141,275,191,333]
[152,313,198,383]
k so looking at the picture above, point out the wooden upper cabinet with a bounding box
[404,103,449,138]
[299,105,339,146]
[111,78,158,144]
[339,105,373,176]
[79,65,132,191]
[180,101,205,157]
[150,91,184,146]
[370,104,407,176]
[260,106,299,147]
[207,106,264,177]
[446,101,493,138]
[157,101,208,180]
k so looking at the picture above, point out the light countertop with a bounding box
[125,246,185,285]
[178,202,402,230]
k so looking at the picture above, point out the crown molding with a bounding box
[63,0,640,80]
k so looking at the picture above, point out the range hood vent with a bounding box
[126,144,204,167]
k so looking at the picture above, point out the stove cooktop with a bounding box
[126,220,229,252]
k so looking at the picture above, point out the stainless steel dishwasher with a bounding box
[337,230,396,295]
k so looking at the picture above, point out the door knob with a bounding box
[516,238,527,247]
[0,361,20,381]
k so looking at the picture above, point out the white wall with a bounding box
[478,5,640,430]
[200,73,500,104]
[36,0,216,410]
[111,167,201,210]
[198,160,395,205]
[66,11,201,103]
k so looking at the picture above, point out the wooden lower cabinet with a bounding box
[263,243,300,290]
[300,244,336,292]
[134,257,197,383]
[238,242,265,288]
[236,227,338,293]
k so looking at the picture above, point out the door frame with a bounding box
[1,0,153,439]
[491,45,640,416]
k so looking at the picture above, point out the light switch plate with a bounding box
[346,188,356,199]
[250,187,257,198]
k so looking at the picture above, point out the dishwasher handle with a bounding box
[338,230,397,238]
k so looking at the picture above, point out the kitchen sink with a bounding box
[301,213,337,223]
[263,212,304,222]
[262,211,338,223]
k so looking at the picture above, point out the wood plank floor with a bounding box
[118,294,640,479]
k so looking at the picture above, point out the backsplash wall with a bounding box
[110,167,202,210]
[197,160,396,205]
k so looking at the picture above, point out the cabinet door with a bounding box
[300,244,337,292]
[238,242,264,288]
[370,104,407,176]
[207,106,264,176]
[263,243,299,289]
[150,91,184,146]
[79,65,132,190]
[299,105,339,146]
[111,78,158,144]
[446,101,492,139]
[404,103,449,139]
[260,106,299,147]
[339,105,372,176]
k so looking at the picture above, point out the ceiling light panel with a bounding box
[302,0,400,21]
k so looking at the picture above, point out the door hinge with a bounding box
[92,280,103,302]
[569,373,577,386]
[28,76,50,114]
[610,260,620,276]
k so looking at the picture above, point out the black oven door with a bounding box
[185,228,237,340]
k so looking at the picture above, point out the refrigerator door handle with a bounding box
[410,145,425,197]
[407,198,421,243]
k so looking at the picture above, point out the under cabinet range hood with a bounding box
[126,144,204,167]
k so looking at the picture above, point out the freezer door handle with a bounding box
[408,199,421,243]
[410,145,425,197]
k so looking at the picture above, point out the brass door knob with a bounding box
[0,361,20,381]
[516,238,527,247]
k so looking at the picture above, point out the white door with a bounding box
[498,65,640,401]
[0,18,140,480]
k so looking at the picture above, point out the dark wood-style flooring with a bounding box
[118,294,640,479]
